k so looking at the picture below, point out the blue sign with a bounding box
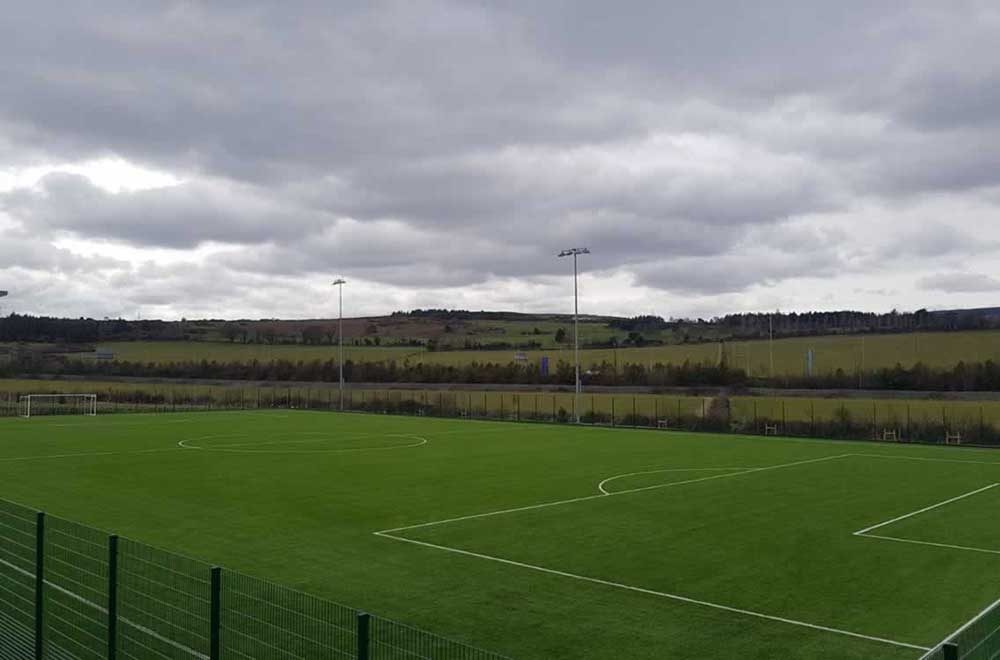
[540,356,549,377]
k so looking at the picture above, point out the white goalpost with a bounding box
[18,394,98,418]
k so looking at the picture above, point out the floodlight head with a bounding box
[557,247,590,257]
[332,279,346,286]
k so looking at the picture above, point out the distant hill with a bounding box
[930,306,1000,320]
[2,305,999,349]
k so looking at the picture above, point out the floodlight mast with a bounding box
[332,279,347,410]
[557,248,590,423]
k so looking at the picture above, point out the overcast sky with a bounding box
[2,2,999,321]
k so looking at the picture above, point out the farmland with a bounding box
[72,329,1000,377]
[89,340,420,364]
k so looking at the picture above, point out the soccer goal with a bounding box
[19,394,98,418]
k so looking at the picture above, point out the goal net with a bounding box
[19,394,98,418]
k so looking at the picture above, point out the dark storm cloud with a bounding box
[1,1,1000,309]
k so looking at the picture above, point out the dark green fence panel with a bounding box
[939,596,1000,660]
[44,516,108,660]
[117,537,211,660]
[370,615,510,660]
[220,571,357,659]
[0,500,36,660]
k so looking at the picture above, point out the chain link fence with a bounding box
[920,596,1000,660]
[9,384,1000,446]
[0,499,510,660]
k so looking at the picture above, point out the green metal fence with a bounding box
[5,385,1000,446]
[920,597,1000,660]
[0,499,510,660]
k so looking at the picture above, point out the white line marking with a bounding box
[598,467,753,495]
[0,447,183,463]
[858,534,1000,556]
[854,453,1000,466]
[177,433,428,454]
[918,595,1000,660]
[374,531,929,652]
[853,483,999,536]
[379,454,852,537]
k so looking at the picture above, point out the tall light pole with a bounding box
[558,248,590,423]
[332,279,346,410]
[769,313,774,378]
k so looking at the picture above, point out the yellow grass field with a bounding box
[81,330,1000,377]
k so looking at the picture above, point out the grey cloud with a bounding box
[2,2,1000,317]
[0,235,124,273]
[630,246,843,295]
[2,174,326,248]
[879,222,993,260]
[918,272,1000,293]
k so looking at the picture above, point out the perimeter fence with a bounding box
[920,596,1000,660]
[0,499,510,660]
[3,385,1000,446]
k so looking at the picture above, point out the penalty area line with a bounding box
[379,453,852,535]
[597,466,754,495]
[854,483,999,536]
[374,531,929,653]
[855,534,1000,556]
[0,447,183,462]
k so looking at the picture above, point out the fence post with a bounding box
[108,535,119,660]
[943,642,958,660]
[357,612,371,660]
[611,398,615,427]
[34,511,45,660]
[210,567,222,660]
[633,396,637,427]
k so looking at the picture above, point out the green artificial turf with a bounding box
[2,411,1000,659]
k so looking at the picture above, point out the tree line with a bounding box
[6,352,1000,391]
